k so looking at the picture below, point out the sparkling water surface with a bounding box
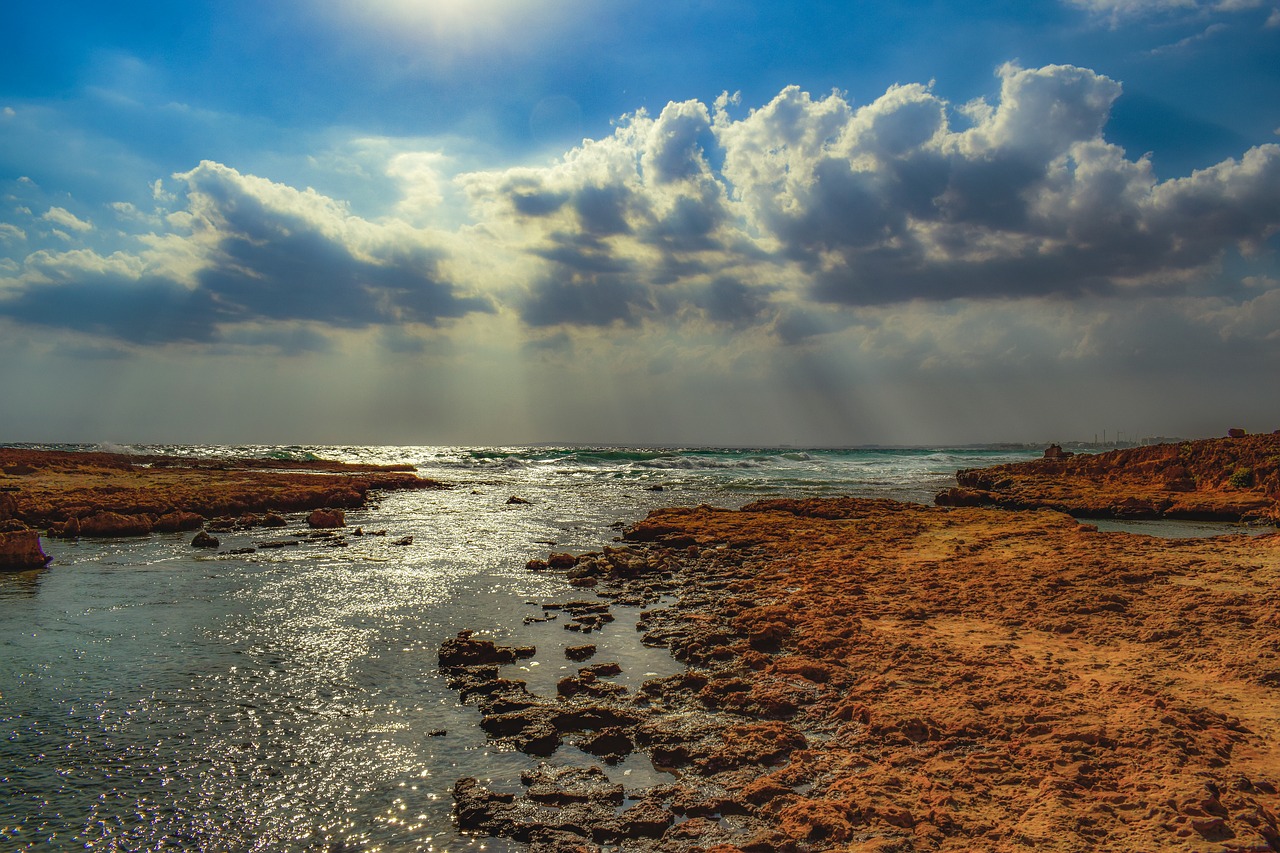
[16,442,1235,851]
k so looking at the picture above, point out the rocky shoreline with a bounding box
[936,433,1280,524]
[443,496,1280,852]
[0,447,444,570]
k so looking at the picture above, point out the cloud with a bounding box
[5,64,1278,368]
[179,160,498,329]
[0,161,494,345]
[41,206,93,232]
[1065,0,1269,19]
[0,224,25,244]
[459,98,755,329]
[462,63,1279,326]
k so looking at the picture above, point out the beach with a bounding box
[2,442,1277,851]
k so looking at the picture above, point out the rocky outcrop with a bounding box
[306,508,345,529]
[191,531,220,549]
[78,511,156,537]
[0,447,447,537]
[448,497,1280,851]
[941,433,1280,523]
[0,521,50,571]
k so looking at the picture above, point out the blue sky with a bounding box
[2,0,1279,445]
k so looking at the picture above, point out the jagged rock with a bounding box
[438,631,533,668]
[0,524,50,570]
[934,486,993,507]
[48,516,80,538]
[78,511,154,537]
[307,508,345,529]
[154,510,204,532]
[191,531,220,549]
[507,496,530,505]
[565,644,597,661]
[521,764,624,807]
[0,490,17,521]
[578,726,634,762]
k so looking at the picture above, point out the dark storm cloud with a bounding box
[0,273,223,344]
[454,64,1274,338]
[0,161,494,348]
[520,274,651,328]
[183,161,493,328]
[690,277,772,327]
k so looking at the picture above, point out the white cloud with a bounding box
[1067,0,1279,25]
[385,151,449,220]
[3,65,1279,378]
[1067,0,1198,16]
[0,224,25,244]
[41,206,93,232]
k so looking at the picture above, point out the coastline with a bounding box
[938,434,1280,525]
[447,496,1280,851]
[0,447,443,565]
[4,441,1278,849]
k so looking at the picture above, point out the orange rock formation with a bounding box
[613,498,1280,851]
[940,434,1280,523]
[0,447,444,538]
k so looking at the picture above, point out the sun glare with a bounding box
[340,0,577,50]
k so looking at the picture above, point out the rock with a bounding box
[617,798,675,838]
[154,510,204,533]
[453,777,516,834]
[526,558,549,571]
[579,726,634,762]
[438,631,531,668]
[191,531,220,549]
[548,553,579,569]
[307,508,345,529]
[1228,428,1247,438]
[0,524,51,571]
[0,490,17,521]
[261,512,287,527]
[78,511,154,537]
[950,434,1280,522]
[392,535,413,546]
[48,516,80,538]
[520,764,624,807]
[934,487,993,507]
[565,644,597,661]
[507,496,531,505]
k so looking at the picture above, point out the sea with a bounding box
[0,444,1258,852]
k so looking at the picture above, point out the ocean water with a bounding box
[0,442,1167,851]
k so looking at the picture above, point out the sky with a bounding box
[1,0,1279,447]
